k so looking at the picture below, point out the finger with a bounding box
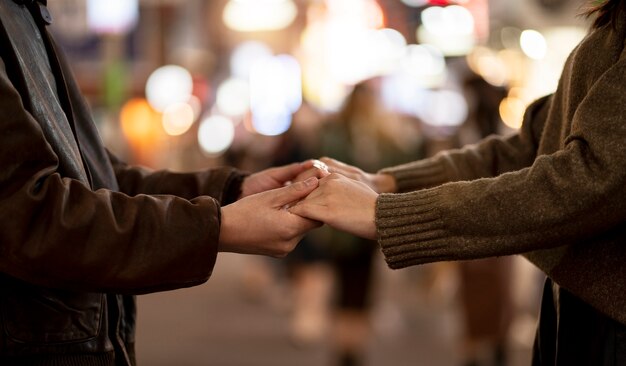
[320,172,343,183]
[319,157,345,168]
[272,177,319,207]
[294,167,330,183]
[311,159,329,174]
[288,200,325,222]
[299,159,316,170]
[289,214,323,233]
[319,157,335,170]
[319,158,352,175]
[268,162,308,183]
[299,159,331,175]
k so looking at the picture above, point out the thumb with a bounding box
[268,162,307,183]
[273,177,318,207]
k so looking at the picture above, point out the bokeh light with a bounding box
[146,65,194,112]
[273,55,303,113]
[418,5,476,56]
[520,29,547,60]
[499,97,527,129]
[326,0,384,30]
[299,0,388,111]
[230,41,274,79]
[251,107,293,136]
[197,115,235,155]
[87,0,138,34]
[223,0,298,32]
[421,6,474,35]
[401,44,447,88]
[119,98,162,146]
[249,54,302,136]
[162,102,195,136]
[216,78,251,117]
[466,46,510,87]
[320,25,400,86]
[369,28,408,75]
[417,90,468,127]
[381,73,429,116]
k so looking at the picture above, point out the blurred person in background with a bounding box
[286,79,423,366]
[270,122,334,349]
[291,1,626,365]
[0,1,326,365]
[316,79,422,366]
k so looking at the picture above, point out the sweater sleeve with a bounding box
[376,58,626,269]
[0,58,220,295]
[379,95,550,192]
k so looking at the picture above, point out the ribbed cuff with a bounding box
[376,189,451,269]
[379,158,450,193]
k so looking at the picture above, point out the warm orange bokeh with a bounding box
[119,98,164,165]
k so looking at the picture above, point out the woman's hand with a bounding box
[318,157,397,193]
[289,174,379,240]
[220,177,322,257]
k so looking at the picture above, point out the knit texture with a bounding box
[376,14,626,326]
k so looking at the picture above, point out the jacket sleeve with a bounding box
[379,95,550,192]
[107,151,247,206]
[0,58,220,295]
[376,58,626,268]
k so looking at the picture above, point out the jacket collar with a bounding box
[12,0,47,5]
[12,0,51,25]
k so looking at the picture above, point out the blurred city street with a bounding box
[136,254,537,366]
[0,0,608,364]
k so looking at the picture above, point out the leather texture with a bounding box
[0,1,245,363]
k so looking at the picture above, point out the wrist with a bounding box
[218,206,238,253]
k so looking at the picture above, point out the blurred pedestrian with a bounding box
[312,79,422,366]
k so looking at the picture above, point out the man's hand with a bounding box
[239,160,329,199]
[318,157,397,193]
[220,177,321,257]
[292,159,331,184]
[289,174,378,240]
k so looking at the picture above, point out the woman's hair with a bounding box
[585,0,625,29]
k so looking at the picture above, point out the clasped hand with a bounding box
[289,157,389,241]
[219,157,395,257]
[218,160,329,257]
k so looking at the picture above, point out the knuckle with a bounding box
[277,242,295,257]
[278,226,296,241]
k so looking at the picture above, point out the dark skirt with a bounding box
[532,278,626,366]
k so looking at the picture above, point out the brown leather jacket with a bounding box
[0,1,244,364]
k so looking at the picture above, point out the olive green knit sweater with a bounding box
[375,15,626,325]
